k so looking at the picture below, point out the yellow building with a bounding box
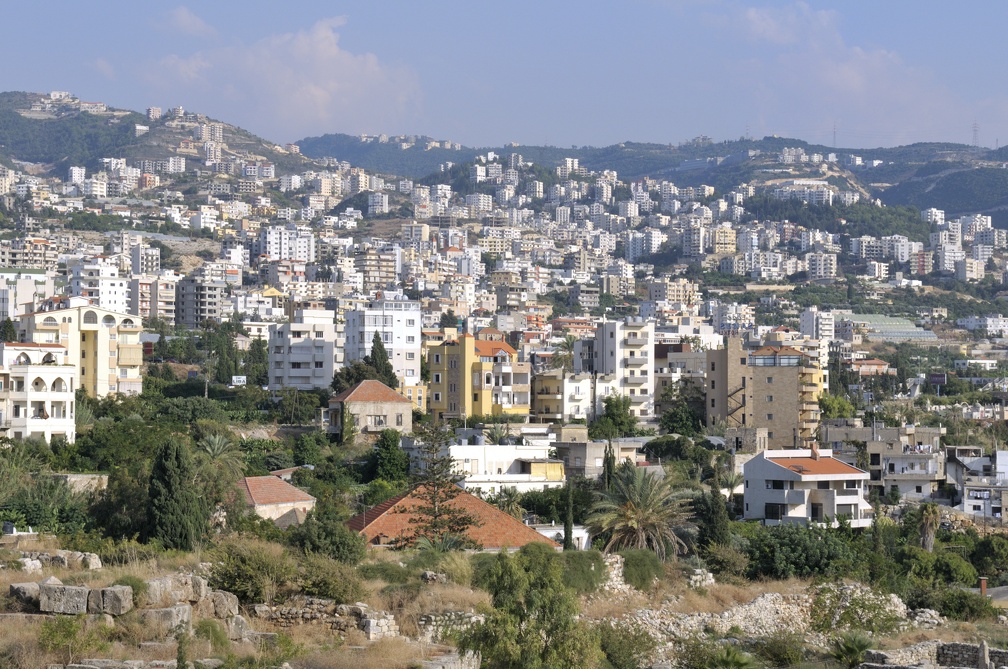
[21,297,144,398]
[427,334,530,421]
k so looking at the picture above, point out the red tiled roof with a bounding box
[767,456,865,477]
[330,379,412,405]
[346,485,559,549]
[474,339,515,357]
[239,476,316,506]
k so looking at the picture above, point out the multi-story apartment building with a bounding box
[806,252,838,280]
[21,298,143,398]
[823,418,946,499]
[0,269,54,321]
[800,306,835,342]
[267,310,341,391]
[354,248,398,292]
[427,334,531,421]
[257,224,316,263]
[0,342,78,443]
[706,337,824,450]
[576,318,655,419]
[128,274,178,325]
[344,297,422,391]
[175,276,227,328]
[530,368,594,424]
[68,260,129,313]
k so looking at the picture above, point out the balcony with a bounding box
[628,394,649,405]
[623,335,649,347]
[765,488,807,505]
[625,375,649,386]
[625,356,649,367]
[536,390,563,400]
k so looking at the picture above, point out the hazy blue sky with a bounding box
[3,1,1005,149]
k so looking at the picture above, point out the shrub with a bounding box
[298,553,364,603]
[438,551,473,587]
[358,560,412,584]
[561,550,607,595]
[746,524,859,580]
[752,631,804,667]
[904,586,997,621]
[287,504,366,565]
[111,575,148,609]
[810,583,904,634]
[597,622,656,669]
[619,549,663,591]
[830,630,873,669]
[193,618,230,653]
[209,537,296,604]
[703,543,749,579]
[470,552,498,590]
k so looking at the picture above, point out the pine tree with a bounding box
[365,331,399,390]
[406,423,480,547]
[147,440,204,550]
[243,337,268,386]
[0,317,16,342]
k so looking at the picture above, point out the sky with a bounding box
[2,1,1007,150]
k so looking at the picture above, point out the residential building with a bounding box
[344,297,422,391]
[743,447,871,528]
[267,309,340,391]
[175,276,227,328]
[0,342,77,443]
[21,299,143,398]
[238,476,315,528]
[68,260,129,313]
[328,380,413,436]
[427,334,531,421]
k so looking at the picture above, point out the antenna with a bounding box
[833,122,837,148]
[973,121,980,149]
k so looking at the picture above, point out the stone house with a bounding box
[328,379,413,436]
[238,476,316,528]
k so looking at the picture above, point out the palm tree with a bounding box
[196,433,245,483]
[551,335,578,374]
[495,487,524,520]
[719,471,745,499]
[485,423,510,445]
[920,502,940,552]
[586,463,691,561]
[710,646,759,669]
[830,630,874,668]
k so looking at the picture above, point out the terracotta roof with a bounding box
[330,379,412,405]
[474,339,515,357]
[346,485,559,549]
[239,476,316,506]
[767,456,865,477]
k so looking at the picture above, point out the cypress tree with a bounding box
[563,478,574,550]
[147,440,204,550]
[366,331,399,390]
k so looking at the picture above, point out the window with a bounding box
[766,376,774,384]
[396,413,403,426]
[711,362,715,371]
[434,354,441,364]
[473,393,478,401]
[406,352,415,360]
[767,413,773,421]
[710,398,715,408]
[433,373,442,384]
[407,319,415,327]
[406,336,416,343]
[274,346,283,354]
[740,357,747,365]
[314,361,323,368]
[433,392,441,402]
[766,395,773,402]
[710,380,715,389]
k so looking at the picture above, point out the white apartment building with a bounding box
[344,297,422,390]
[267,309,341,392]
[257,224,316,263]
[68,260,129,313]
[131,242,161,275]
[800,306,835,342]
[806,252,838,280]
[21,299,144,398]
[577,318,655,419]
[0,343,78,443]
[128,274,178,325]
[743,448,871,528]
[0,269,54,320]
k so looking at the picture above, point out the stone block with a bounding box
[81,553,103,570]
[191,575,208,602]
[9,582,40,607]
[87,588,103,614]
[39,575,62,587]
[227,614,250,641]
[144,578,164,606]
[211,590,239,618]
[140,603,192,634]
[18,557,42,573]
[101,585,133,616]
[39,584,89,614]
[253,604,272,618]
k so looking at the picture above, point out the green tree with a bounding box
[587,463,691,561]
[405,423,480,547]
[243,337,268,387]
[563,478,574,551]
[495,487,524,520]
[439,309,458,328]
[657,382,703,437]
[695,489,731,549]
[551,335,577,374]
[457,548,603,668]
[920,502,941,552]
[819,393,856,420]
[365,330,399,389]
[287,502,366,564]
[374,428,409,482]
[0,317,17,342]
[590,394,638,439]
[147,440,204,551]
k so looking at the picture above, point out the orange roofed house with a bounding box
[238,476,316,529]
[328,379,413,436]
[346,485,558,549]
[743,448,871,528]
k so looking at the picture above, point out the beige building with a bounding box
[0,342,78,443]
[706,338,824,450]
[21,297,143,398]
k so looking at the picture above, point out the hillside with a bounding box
[0,91,313,176]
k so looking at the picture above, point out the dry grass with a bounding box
[581,589,651,620]
[375,582,489,638]
[292,636,440,669]
[663,577,810,615]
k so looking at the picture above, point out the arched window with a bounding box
[15,353,30,365]
[101,315,116,328]
[83,311,98,325]
[43,316,57,327]
[122,318,135,328]
[42,353,56,365]
[31,377,45,392]
[51,378,67,393]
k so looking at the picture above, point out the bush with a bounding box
[358,560,412,584]
[810,583,904,634]
[287,504,366,565]
[209,537,296,604]
[752,631,805,667]
[298,553,364,603]
[111,576,148,609]
[620,549,663,591]
[830,630,873,669]
[673,636,722,669]
[193,618,230,653]
[561,550,607,595]
[746,524,859,580]
[597,622,656,669]
[904,586,997,621]
[438,551,473,587]
[703,543,749,579]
